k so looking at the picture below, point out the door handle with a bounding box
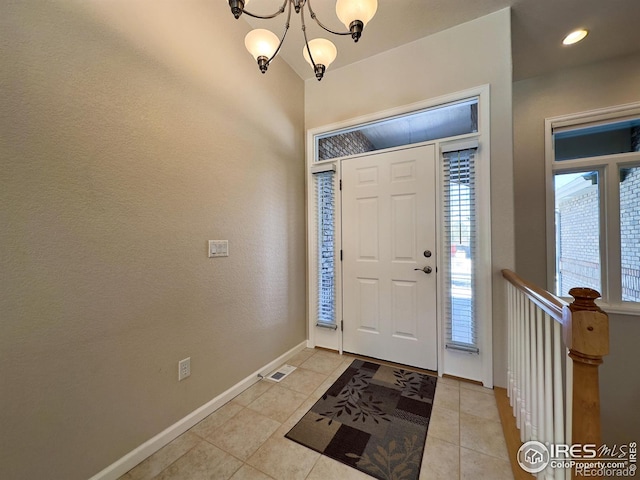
[414,266,433,274]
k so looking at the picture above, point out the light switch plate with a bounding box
[208,240,229,258]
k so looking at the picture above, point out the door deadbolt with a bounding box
[423,250,432,258]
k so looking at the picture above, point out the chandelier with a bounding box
[227,0,378,81]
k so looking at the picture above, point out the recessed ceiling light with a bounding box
[563,29,589,45]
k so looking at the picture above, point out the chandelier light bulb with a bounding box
[245,28,279,60]
[303,38,337,81]
[245,29,280,74]
[336,0,378,28]
[303,38,338,69]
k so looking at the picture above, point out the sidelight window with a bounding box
[313,167,337,327]
[442,148,479,352]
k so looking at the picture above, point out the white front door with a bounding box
[341,145,437,370]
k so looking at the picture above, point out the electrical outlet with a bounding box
[178,357,191,381]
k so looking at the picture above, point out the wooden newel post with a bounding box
[562,287,609,479]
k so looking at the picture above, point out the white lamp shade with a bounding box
[303,38,337,68]
[244,29,279,60]
[336,0,377,28]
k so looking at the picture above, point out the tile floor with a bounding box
[119,348,513,480]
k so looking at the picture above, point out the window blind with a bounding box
[314,170,336,328]
[443,148,479,353]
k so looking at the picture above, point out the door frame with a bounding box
[305,85,493,386]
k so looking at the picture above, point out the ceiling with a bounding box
[241,0,640,82]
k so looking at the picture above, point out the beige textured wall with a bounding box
[305,9,515,388]
[0,1,305,479]
[513,52,640,443]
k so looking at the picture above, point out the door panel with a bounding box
[357,198,379,260]
[357,278,380,332]
[342,145,437,370]
[391,280,418,339]
[391,194,417,261]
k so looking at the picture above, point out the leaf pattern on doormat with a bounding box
[317,371,390,425]
[346,435,423,480]
[393,369,428,400]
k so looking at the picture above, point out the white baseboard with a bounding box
[89,341,308,480]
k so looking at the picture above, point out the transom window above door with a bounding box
[314,98,478,162]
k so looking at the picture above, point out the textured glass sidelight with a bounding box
[315,171,336,326]
[443,148,478,352]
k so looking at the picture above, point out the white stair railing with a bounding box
[503,270,609,480]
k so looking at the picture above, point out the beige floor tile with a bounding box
[459,381,493,394]
[428,405,460,445]
[310,378,333,401]
[246,436,320,480]
[419,435,460,480]
[154,440,242,480]
[206,408,280,460]
[229,464,275,480]
[341,353,358,363]
[315,348,342,357]
[299,351,344,375]
[460,412,508,460]
[329,358,353,378]
[460,387,500,422]
[232,381,274,407]
[278,367,328,395]
[230,463,273,480]
[286,349,316,367]
[308,356,355,400]
[438,376,461,388]
[306,455,373,480]
[311,367,348,400]
[246,384,308,423]
[434,382,460,412]
[190,402,244,439]
[274,395,319,438]
[460,447,513,480]
[120,431,201,480]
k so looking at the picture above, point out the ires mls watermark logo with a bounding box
[517,441,551,474]
[517,440,637,477]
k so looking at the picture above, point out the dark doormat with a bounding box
[285,359,437,480]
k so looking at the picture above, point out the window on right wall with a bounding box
[547,104,640,310]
